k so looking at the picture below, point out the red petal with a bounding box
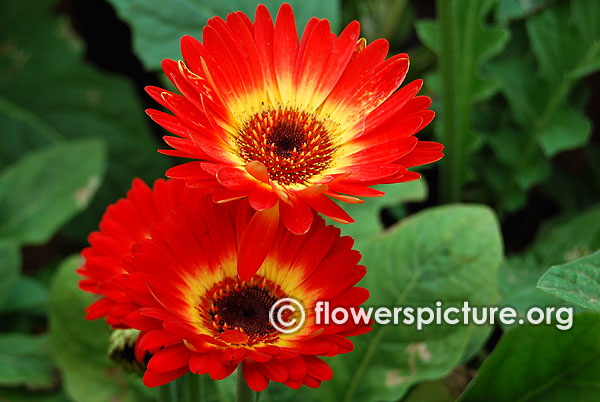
[279,197,313,235]
[273,3,298,100]
[257,358,288,382]
[237,205,280,280]
[243,361,269,392]
[147,343,191,373]
[248,185,279,211]
[301,194,354,224]
[216,166,255,190]
[207,350,237,380]
[143,367,188,387]
[189,353,211,375]
[302,356,333,381]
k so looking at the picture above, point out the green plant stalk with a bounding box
[180,373,202,402]
[156,381,177,402]
[236,367,254,402]
[437,0,461,202]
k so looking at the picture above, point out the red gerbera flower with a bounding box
[146,3,443,235]
[78,179,188,327]
[114,188,370,391]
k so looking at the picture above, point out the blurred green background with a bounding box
[1,0,600,401]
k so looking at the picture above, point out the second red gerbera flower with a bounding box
[146,3,443,235]
[79,179,371,392]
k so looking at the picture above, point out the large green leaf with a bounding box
[500,205,600,323]
[0,276,48,316]
[0,241,19,308]
[0,333,55,390]
[0,0,169,240]
[107,0,340,71]
[459,313,600,402]
[0,140,106,245]
[327,180,427,248]
[49,256,152,402]
[537,250,600,311]
[307,205,502,402]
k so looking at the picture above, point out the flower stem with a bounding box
[437,0,461,202]
[236,367,254,402]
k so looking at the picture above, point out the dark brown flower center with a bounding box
[206,278,285,345]
[236,109,336,186]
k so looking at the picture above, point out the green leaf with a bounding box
[0,140,106,246]
[537,250,600,311]
[500,205,600,323]
[415,0,509,202]
[527,0,600,83]
[327,180,427,247]
[403,380,454,402]
[321,205,502,402]
[0,276,48,315]
[107,0,341,71]
[495,0,553,22]
[416,0,509,104]
[0,389,68,402]
[0,240,19,308]
[0,0,169,240]
[459,313,600,402]
[0,333,55,390]
[49,256,152,402]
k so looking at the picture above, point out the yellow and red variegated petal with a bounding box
[361,79,424,135]
[300,253,365,300]
[254,5,281,105]
[263,223,339,291]
[324,38,389,104]
[226,12,268,97]
[323,54,410,131]
[202,24,255,118]
[307,21,360,109]
[273,3,299,106]
[294,19,333,109]
[337,115,421,167]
